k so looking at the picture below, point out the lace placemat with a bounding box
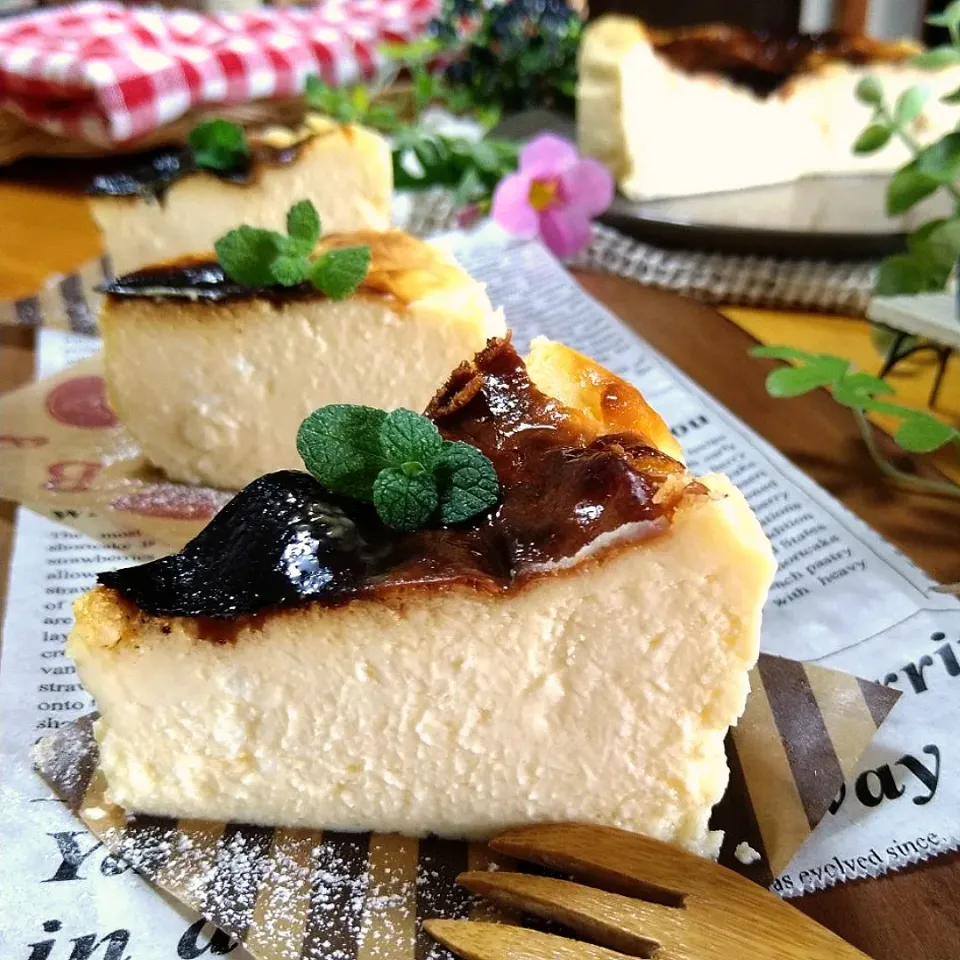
[403,190,878,317]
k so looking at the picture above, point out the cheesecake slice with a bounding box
[100,230,503,490]
[579,16,960,200]
[89,116,392,276]
[68,337,775,855]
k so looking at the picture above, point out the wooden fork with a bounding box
[425,823,871,960]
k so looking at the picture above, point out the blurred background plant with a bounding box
[854,0,960,295]
[752,346,960,496]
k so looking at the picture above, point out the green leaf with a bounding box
[379,37,443,64]
[749,345,817,362]
[911,46,960,69]
[270,254,309,286]
[286,200,320,250]
[926,217,960,267]
[188,118,250,172]
[875,253,931,295]
[304,75,336,112]
[453,167,485,206]
[414,66,435,111]
[854,75,884,106]
[913,132,960,183]
[364,102,401,132]
[927,0,960,30]
[379,408,443,467]
[765,362,848,398]
[214,226,284,287]
[853,122,893,155]
[830,371,896,408]
[372,467,439,531]
[434,441,499,525]
[893,415,957,453]
[309,245,371,300]
[886,166,940,215]
[296,404,387,499]
[894,85,931,126]
[942,84,960,104]
[350,84,369,115]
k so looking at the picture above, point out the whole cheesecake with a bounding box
[579,16,960,200]
[100,230,503,490]
[68,337,775,856]
[89,116,392,275]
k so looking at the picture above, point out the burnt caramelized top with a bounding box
[86,141,300,201]
[650,25,917,97]
[99,339,699,623]
[99,231,468,305]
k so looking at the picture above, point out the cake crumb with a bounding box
[734,841,761,865]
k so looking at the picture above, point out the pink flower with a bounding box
[491,134,614,258]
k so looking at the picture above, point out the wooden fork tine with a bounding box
[425,920,639,960]
[489,823,715,902]
[482,825,873,960]
[458,870,684,959]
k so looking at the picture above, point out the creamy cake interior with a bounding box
[100,230,504,490]
[70,338,775,854]
[89,116,392,275]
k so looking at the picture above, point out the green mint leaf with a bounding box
[434,441,499,525]
[379,408,443,468]
[188,119,250,172]
[941,84,960,104]
[886,166,939,216]
[372,467,439,531]
[309,245,371,300]
[215,226,285,287]
[287,200,320,250]
[894,85,931,126]
[270,254,309,286]
[893,415,957,453]
[911,46,960,69]
[297,404,388,499]
[853,123,893,155]
[854,75,884,106]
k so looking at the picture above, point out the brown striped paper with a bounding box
[33,657,899,960]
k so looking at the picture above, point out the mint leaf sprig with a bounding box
[392,128,519,206]
[188,119,250,173]
[297,405,499,531]
[305,76,401,133]
[214,200,371,299]
[751,345,960,498]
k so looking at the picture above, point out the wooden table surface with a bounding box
[2,265,959,954]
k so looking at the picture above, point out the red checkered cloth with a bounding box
[0,0,438,146]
